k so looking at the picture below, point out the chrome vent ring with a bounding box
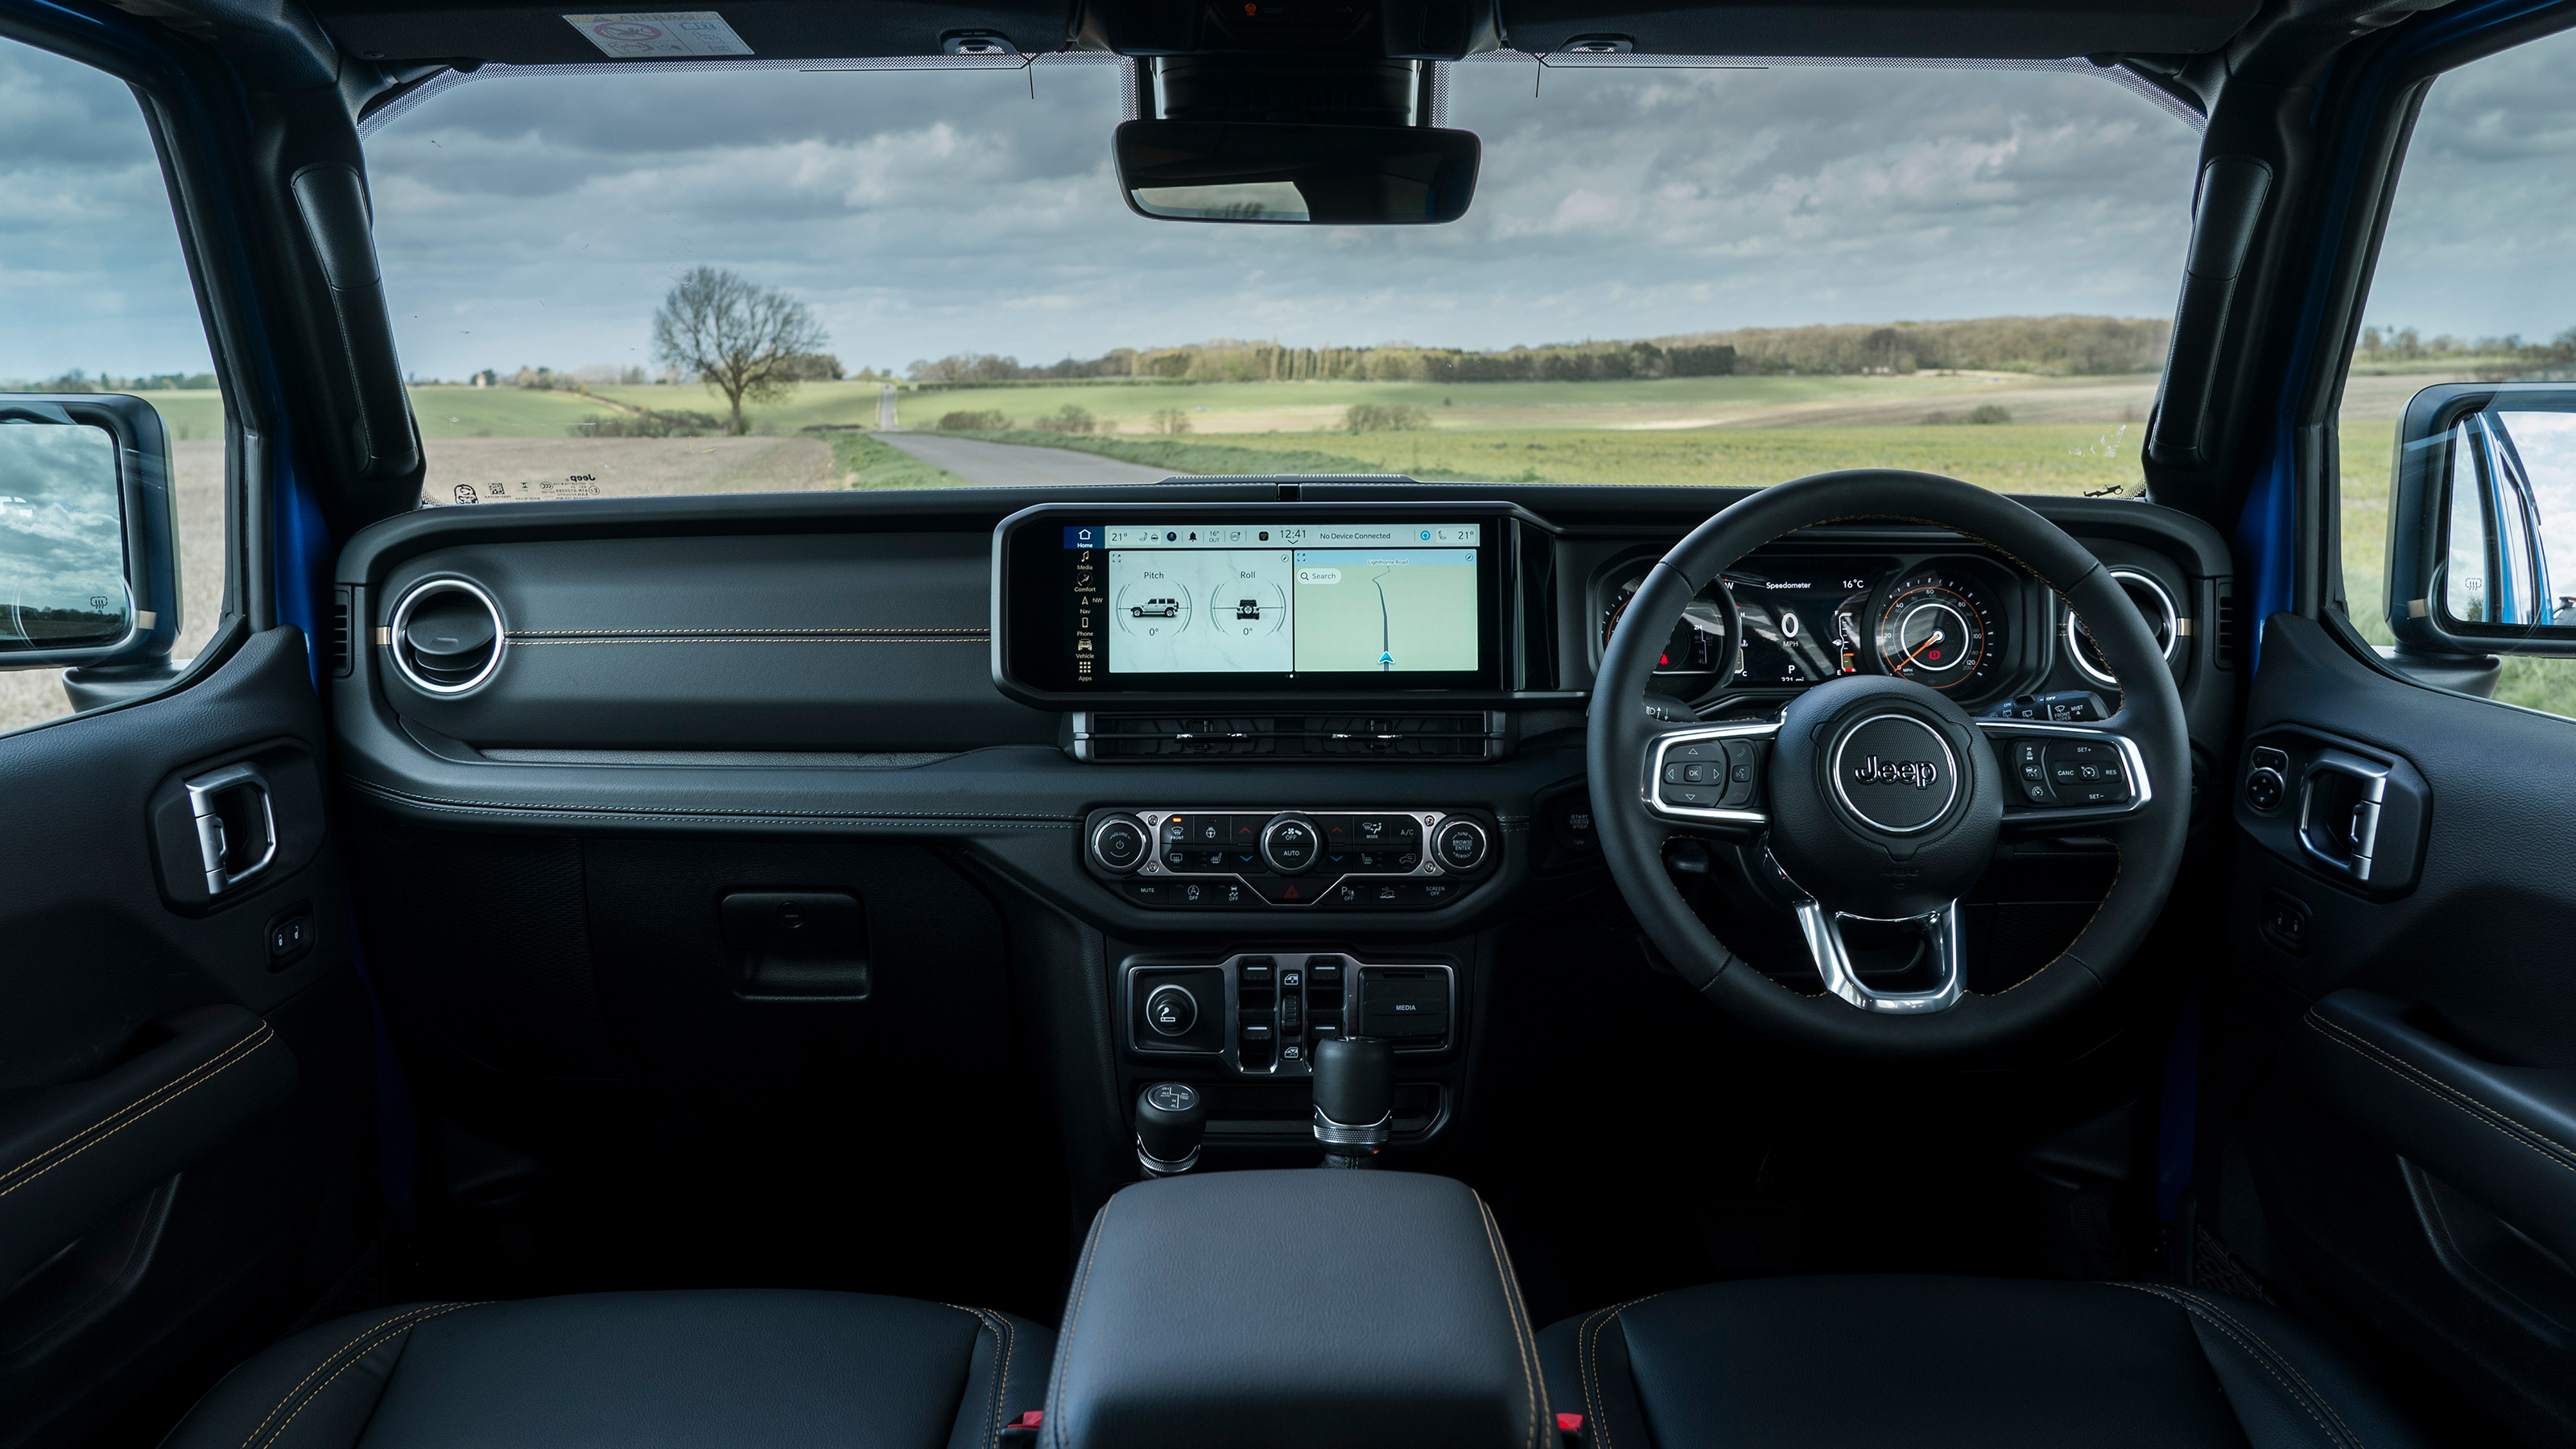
[387,577,506,696]
[2066,568,2179,687]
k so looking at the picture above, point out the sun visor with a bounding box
[1498,0,2257,59]
[307,0,1076,64]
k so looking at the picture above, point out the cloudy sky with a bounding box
[0,423,127,625]
[3,23,2571,385]
[2364,23,2576,345]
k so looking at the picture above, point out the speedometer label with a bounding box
[1876,574,1995,691]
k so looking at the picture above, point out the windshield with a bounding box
[360,55,2199,502]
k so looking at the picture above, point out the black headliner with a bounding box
[308,0,2259,68]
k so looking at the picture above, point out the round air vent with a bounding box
[389,578,506,695]
[2066,568,2178,687]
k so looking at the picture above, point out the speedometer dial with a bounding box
[1875,574,1997,691]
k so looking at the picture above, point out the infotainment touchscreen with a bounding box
[1086,522,1480,676]
[1002,511,1505,696]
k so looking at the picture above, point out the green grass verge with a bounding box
[962,423,2145,493]
[826,431,960,489]
[942,429,1397,478]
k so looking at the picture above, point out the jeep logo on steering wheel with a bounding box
[1849,755,1940,790]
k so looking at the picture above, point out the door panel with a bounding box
[2226,612,2576,1442]
[0,627,375,1449]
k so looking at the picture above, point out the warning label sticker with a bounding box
[563,12,753,58]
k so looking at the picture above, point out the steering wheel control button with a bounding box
[2044,741,2130,804]
[1434,819,1490,873]
[1092,818,1149,873]
[1830,714,1962,834]
[1259,814,1319,874]
[1145,984,1198,1037]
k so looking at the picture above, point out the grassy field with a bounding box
[14,366,2571,737]
[825,431,960,489]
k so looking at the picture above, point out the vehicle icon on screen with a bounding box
[1236,599,1263,620]
[1132,598,1181,618]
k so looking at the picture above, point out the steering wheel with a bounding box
[1585,471,2190,1058]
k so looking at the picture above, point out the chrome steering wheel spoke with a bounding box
[1765,848,1966,1013]
[1641,717,1778,832]
[1973,716,2153,836]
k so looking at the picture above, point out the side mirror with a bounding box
[2385,382,2576,657]
[1114,120,1480,225]
[0,394,180,672]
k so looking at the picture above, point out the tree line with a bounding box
[903,315,2186,385]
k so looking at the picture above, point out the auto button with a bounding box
[1260,813,1320,874]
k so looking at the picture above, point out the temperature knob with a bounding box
[1433,818,1491,873]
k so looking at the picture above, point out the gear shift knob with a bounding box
[1136,1081,1204,1177]
[1311,1036,1392,1167]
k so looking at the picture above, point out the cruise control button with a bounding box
[2044,741,2130,804]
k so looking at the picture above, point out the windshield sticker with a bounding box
[562,12,752,58]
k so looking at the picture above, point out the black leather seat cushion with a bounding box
[1541,1276,2426,1449]
[160,1290,1051,1449]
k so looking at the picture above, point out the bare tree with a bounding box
[650,266,829,436]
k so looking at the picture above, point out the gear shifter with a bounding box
[1311,1035,1392,1168]
[1135,1081,1204,1178]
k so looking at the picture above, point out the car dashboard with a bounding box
[328,476,2233,1153]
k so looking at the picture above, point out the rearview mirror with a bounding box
[1114,120,1480,225]
[2385,382,2576,657]
[0,394,180,669]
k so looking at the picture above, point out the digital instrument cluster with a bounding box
[1599,555,2013,701]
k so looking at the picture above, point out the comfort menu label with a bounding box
[564,12,753,57]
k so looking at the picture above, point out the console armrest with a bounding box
[1042,1170,1546,1449]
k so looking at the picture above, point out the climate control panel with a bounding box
[1084,807,1500,910]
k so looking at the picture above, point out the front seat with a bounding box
[1541,1276,2425,1448]
[159,1290,1049,1449]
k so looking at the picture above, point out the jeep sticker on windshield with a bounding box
[563,12,752,58]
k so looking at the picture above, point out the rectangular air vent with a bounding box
[329,586,353,678]
[2213,584,2235,670]
[1078,713,1501,761]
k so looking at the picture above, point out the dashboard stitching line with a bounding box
[345,780,1073,825]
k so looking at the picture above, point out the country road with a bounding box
[873,432,1179,487]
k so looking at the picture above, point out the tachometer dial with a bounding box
[1875,574,1996,691]
[1604,576,1734,681]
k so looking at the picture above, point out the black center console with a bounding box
[1042,1170,1544,1449]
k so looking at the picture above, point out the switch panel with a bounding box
[1121,955,1455,1075]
